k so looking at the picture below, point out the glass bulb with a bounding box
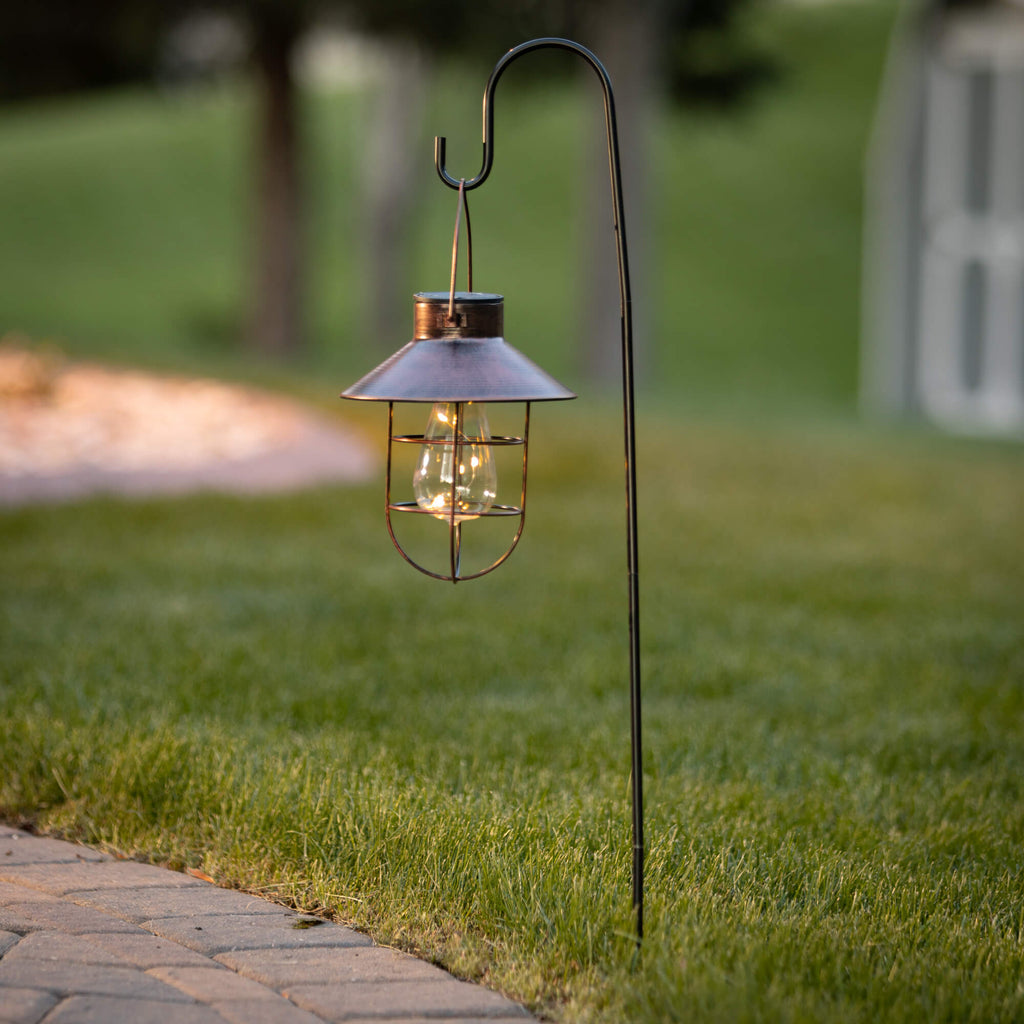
[413,402,497,522]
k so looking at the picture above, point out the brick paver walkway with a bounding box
[0,827,533,1024]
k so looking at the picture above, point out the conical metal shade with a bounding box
[341,292,576,403]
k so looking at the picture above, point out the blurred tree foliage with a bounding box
[353,0,776,109]
[0,2,166,100]
[0,0,774,109]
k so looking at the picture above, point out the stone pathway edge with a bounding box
[0,825,535,1024]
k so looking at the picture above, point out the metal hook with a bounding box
[434,38,619,194]
[432,36,644,950]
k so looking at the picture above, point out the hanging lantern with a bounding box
[341,290,575,581]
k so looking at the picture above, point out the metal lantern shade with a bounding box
[341,292,575,582]
[343,293,575,403]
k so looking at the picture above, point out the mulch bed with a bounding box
[0,342,377,506]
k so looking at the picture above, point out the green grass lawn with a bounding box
[3,0,1024,1020]
[3,409,1023,1022]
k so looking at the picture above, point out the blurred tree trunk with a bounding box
[580,0,666,389]
[360,39,432,352]
[250,7,304,357]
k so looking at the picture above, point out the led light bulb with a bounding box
[413,402,497,522]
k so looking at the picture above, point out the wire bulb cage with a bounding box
[384,398,530,582]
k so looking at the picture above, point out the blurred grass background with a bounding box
[0,1,892,414]
[3,1,1024,1022]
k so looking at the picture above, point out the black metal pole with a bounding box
[434,38,644,946]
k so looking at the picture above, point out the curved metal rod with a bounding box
[436,38,644,946]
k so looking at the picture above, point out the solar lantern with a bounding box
[341,287,575,582]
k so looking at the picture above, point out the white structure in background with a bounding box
[863,0,1024,435]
